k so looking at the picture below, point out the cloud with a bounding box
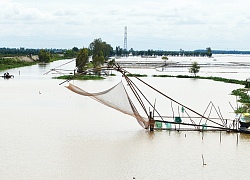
[0,0,54,24]
[1,0,250,50]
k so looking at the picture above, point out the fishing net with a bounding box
[67,82,149,128]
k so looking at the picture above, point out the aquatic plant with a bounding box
[54,74,105,80]
[154,74,246,85]
[126,73,147,77]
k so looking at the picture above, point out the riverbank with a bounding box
[0,57,37,71]
[0,54,67,71]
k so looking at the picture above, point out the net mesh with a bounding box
[67,82,149,128]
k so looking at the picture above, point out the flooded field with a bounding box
[1,55,250,179]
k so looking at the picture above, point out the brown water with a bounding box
[1,59,250,179]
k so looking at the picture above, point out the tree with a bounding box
[72,47,79,53]
[162,56,168,60]
[76,48,89,73]
[92,54,105,68]
[89,38,113,67]
[107,58,115,67]
[64,49,76,58]
[116,46,123,56]
[206,47,212,58]
[189,61,200,77]
[38,49,50,63]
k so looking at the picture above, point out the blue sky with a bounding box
[1,0,250,50]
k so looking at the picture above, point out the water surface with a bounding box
[1,57,250,179]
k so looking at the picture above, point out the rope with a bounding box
[43,59,75,75]
[113,64,224,127]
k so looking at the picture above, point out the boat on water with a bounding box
[1,72,14,79]
[239,113,250,133]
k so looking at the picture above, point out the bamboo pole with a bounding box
[220,131,222,143]
[113,65,225,128]
[202,154,206,166]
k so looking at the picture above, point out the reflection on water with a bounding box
[239,133,250,140]
[38,63,48,68]
[1,58,250,179]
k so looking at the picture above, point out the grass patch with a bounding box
[109,74,116,76]
[153,75,174,77]
[195,76,245,85]
[232,88,250,113]
[50,55,66,62]
[54,74,105,80]
[126,73,147,77]
[0,57,36,71]
[153,74,246,86]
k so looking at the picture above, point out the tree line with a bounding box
[0,39,214,69]
[0,48,65,57]
[39,41,213,72]
[117,47,213,57]
[0,45,213,60]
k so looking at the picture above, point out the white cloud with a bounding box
[1,0,250,50]
[0,0,53,23]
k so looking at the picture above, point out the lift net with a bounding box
[67,82,149,128]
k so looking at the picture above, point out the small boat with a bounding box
[1,72,14,79]
[239,113,250,133]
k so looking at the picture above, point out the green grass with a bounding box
[126,73,147,77]
[54,74,105,80]
[0,58,36,71]
[153,74,246,85]
[152,75,174,78]
[50,55,66,62]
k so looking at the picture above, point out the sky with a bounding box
[1,0,250,51]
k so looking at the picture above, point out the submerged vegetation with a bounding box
[126,73,147,77]
[54,74,105,80]
[231,88,250,113]
[153,75,246,85]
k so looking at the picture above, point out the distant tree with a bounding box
[206,47,212,58]
[107,58,115,67]
[102,42,113,59]
[115,46,123,56]
[38,49,50,63]
[72,47,79,52]
[189,61,200,77]
[162,56,168,60]
[162,56,168,66]
[76,48,89,73]
[147,49,153,56]
[92,54,105,68]
[89,38,112,67]
[64,49,76,58]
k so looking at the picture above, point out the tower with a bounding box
[124,26,127,51]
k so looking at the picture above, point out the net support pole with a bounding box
[149,111,155,131]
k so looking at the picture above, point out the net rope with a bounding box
[67,82,149,128]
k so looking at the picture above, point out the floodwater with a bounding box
[1,55,250,179]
